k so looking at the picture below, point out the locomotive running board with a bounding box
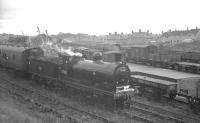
[30,73,114,96]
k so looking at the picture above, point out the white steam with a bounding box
[41,41,82,57]
[58,46,83,57]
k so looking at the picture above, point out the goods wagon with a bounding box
[129,63,200,111]
[126,45,158,62]
[174,62,200,73]
[125,45,200,74]
[131,74,177,99]
[132,72,200,100]
[177,77,200,99]
[181,51,200,63]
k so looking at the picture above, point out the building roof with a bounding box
[131,75,176,85]
[128,63,200,79]
[161,29,200,38]
[121,45,157,49]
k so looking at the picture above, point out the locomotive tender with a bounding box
[0,44,135,108]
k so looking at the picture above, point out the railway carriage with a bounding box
[0,45,44,72]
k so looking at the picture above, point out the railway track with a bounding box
[120,105,186,123]
[0,75,115,123]
[0,69,200,123]
[0,69,149,123]
[129,98,200,123]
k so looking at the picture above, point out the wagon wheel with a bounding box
[188,98,200,114]
[153,88,162,101]
[169,93,176,100]
[124,95,131,108]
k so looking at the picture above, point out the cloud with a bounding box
[0,0,2,19]
[1,0,200,35]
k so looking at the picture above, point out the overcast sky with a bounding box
[0,0,200,35]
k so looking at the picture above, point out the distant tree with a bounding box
[139,29,141,32]
[132,30,134,34]
[147,30,149,33]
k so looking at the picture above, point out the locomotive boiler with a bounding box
[28,51,135,108]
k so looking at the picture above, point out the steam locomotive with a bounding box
[0,44,135,108]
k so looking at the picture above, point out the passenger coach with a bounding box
[0,45,44,72]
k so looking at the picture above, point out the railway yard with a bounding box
[0,62,200,123]
[1,33,200,123]
[1,0,200,121]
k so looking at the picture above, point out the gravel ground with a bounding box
[0,84,71,123]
